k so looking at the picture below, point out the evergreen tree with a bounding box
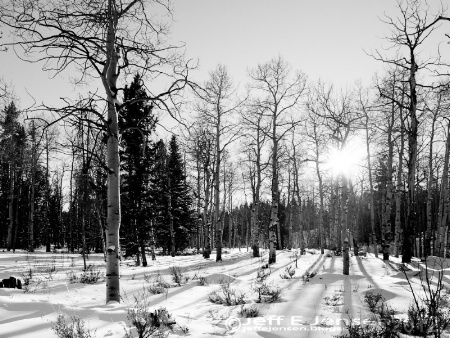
[149,137,195,255]
[168,135,195,252]
[0,102,27,250]
[150,140,171,254]
[119,74,156,266]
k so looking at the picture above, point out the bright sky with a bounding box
[170,0,397,87]
[3,0,448,109]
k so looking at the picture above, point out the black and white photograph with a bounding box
[1,0,450,337]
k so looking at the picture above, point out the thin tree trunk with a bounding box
[425,110,438,257]
[403,52,419,264]
[196,153,202,252]
[45,130,51,253]
[268,115,279,264]
[438,123,450,257]
[81,120,88,270]
[394,109,405,257]
[287,168,293,249]
[313,123,325,254]
[215,118,222,261]
[7,158,14,251]
[28,121,36,252]
[104,0,121,303]
[168,175,175,257]
[341,174,349,275]
[365,115,378,257]
[383,119,394,260]
[203,161,211,258]
[333,181,340,251]
[251,124,262,257]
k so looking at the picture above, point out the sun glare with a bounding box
[325,138,366,177]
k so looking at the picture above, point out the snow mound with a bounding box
[204,273,236,284]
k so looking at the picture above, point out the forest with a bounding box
[0,0,450,307]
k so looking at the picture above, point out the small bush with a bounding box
[333,317,398,338]
[154,274,170,288]
[178,324,189,334]
[79,266,104,284]
[67,266,104,284]
[22,268,33,287]
[256,267,270,283]
[198,276,208,286]
[147,283,167,295]
[324,294,342,306]
[125,290,175,338]
[303,271,315,283]
[52,314,96,338]
[21,268,48,293]
[280,265,295,279]
[239,304,260,318]
[208,283,245,306]
[147,274,170,294]
[253,282,282,303]
[171,266,184,285]
[401,260,450,337]
[364,291,384,313]
[207,290,222,304]
[67,270,79,283]
[43,265,57,280]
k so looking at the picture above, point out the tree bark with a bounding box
[394,109,405,257]
[268,120,278,264]
[402,51,418,264]
[383,100,395,261]
[28,121,36,252]
[104,0,121,303]
[425,110,438,257]
[365,114,378,257]
[313,123,325,254]
[341,174,349,275]
[203,159,211,258]
[437,123,450,257]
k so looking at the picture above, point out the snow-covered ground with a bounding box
[1,248,450,338]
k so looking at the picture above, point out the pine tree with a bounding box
[168,135,195,252]
[0,102,27,250]
[149,137,195,255]
[119,74,156,266]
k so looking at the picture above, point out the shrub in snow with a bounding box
[67,270,79,284]
[125,290,175,338]
[21,268,33,287]
[170,266,185,285]
[148,273,170,294]
[147,283,167,295]
[401,260,450,337]
[198,276,208,286]
[67,266,104,284]
[52,314,96,338]
[239,304,260,318]
[21,268,48,293]
[147,275,169,295]
[279,265,295,279]
[256,267,270,283]
[333,316,399,338]
[79,265,104,284]
[253,282,282,303]
[302,271,315,283]
[208,283,245,306]
[364,291,384,313]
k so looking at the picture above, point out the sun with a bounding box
[325,138,366,177]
